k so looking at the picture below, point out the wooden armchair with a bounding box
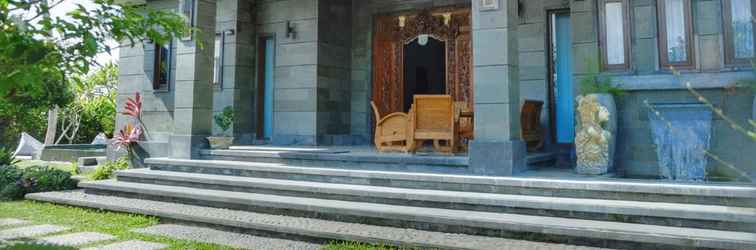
[410,95,456,154]
[521,100,545,152]
[371,101,414,153]
[454,101,474,152]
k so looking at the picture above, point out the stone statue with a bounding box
[575,95,612,175]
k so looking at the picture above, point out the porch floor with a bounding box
[223,145,556,166]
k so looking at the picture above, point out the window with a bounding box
[658,0,694,68]
[213,33,225,88]
[181,0,195,27]
[599,0,630,70]
[153,43,171,90]
[724,0,756,65]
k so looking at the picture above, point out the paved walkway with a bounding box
[1,217,614,249]
[0,218,167,250]
[134,224,321,250]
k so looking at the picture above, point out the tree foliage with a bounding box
[0,0,190,146]
[57,63,119,144]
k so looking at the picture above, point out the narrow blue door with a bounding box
[554,13,574,144]
[263,38,275,139]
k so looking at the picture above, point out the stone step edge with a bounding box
[116,168,756,223]
[145,158,756,199]
[77,180,756,249]
[24,191,605,250]
[200,149,470,167]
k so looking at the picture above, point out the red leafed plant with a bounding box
[123,92,142,119]
[113,123,143,155]
[122,92,150,139]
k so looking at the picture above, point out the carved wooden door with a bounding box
[372,7,473,115]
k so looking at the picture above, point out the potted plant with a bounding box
[576,59,624,175]
[207,106,235,149]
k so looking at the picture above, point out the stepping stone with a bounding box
[133,224,321,250]
[0,218,29,227]
[38,232,116,246]
[0,225,69,240]
[81,240,168,250]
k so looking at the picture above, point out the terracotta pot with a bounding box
[207,136,234,149]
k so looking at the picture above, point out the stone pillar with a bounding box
[171,0,217,159]
[469,0,526,176]
[213,0,256,144]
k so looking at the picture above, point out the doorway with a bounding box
[371,8,472,115]
[256,37,275,140]
[548,10,575,165]
[403,36,447,112]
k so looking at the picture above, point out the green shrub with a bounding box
[0,165,23,188]
[90,158,129,180]
[0,165,78,201]
[0,147,19,166]
[579,57,626,97]
[214,106,235,136]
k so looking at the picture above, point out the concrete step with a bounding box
[38,181,756,249]
[116,168,756,232]
[26,190,611,250]
[199,148,556,175]
[145,158,756,206]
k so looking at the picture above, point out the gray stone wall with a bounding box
[516,0,570,152]
[612,0,755,180]
[317,0,352,145]
[212,0,257,144]
[116,0,180,143]
[616,88,755,181]
[116,0,755,179]
[257,0,320,145]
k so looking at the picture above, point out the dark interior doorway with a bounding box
[403,37,446,112]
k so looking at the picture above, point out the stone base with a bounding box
[170,135,210,159]
[39,145,106,162]
[468,140,527,176]
[576,164,609,176]
[272,135,316,146]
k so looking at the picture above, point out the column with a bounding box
[171,0,217,159]
[469,0,526,176]
[214,0,256,144]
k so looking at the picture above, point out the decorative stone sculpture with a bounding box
[13,132,43,158]
[91,133,108,145]
[575,95,612,175]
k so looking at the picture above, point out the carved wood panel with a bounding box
[372,7,472,115]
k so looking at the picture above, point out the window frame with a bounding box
[180,0,196,40]
[598,0,632,71]
[152,42,172,91]
[657,0,695,69]
[213,32,226,89]
[723,0,756,66]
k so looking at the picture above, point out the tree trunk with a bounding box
[44,106,59,145]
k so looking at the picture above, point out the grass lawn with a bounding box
[0,200,402,250]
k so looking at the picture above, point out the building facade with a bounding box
[116,0,755,181]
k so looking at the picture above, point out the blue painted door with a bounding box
[554,13,574,144]
[263,38,275,139]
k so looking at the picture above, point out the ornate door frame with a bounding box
[372,7,473,115]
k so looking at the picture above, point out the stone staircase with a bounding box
[26,152,756,249]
